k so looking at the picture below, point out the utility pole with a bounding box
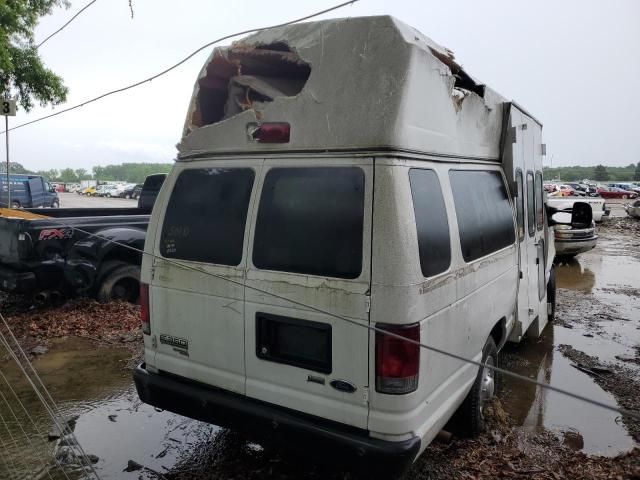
[2,98,16,208]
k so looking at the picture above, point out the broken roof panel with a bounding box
[178,15,509,161]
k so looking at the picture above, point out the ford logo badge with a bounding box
[330,380,356,393]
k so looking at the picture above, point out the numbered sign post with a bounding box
[2,98,17,208]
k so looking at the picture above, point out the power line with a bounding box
[36,0,100,49]
[2,0,359,134]
[4,215,639,422]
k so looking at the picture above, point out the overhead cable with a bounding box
[2,0,359,134]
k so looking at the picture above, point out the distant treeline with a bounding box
[543,163,640,182]
[1,162,174,184]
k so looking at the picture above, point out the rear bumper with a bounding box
[554,236,597,256]
[133,363,420,477]
[0,265,37,294]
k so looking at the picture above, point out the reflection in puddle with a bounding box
[502,327,635,456]
[555,258,595,292]
[0,338,212,480]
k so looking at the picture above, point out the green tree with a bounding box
[634,162,640,181]
[0,161,32,173]
[0,1,69,111]
[593,164,609,181]
[58,167,77,182]
[74,168,90,180]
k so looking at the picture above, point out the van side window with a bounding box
[527,172,535,237]
[515,170,525,241]
[253,167,364,279]
[409,169,451,277]
[449,170,515,262]
[160,168,255,265]
[535,171,544,230]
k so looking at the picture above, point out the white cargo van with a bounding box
[134,16,562,476]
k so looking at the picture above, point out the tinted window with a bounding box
[516,170,525,241]
[253,167,364,279]
[161,168,254,265]
[409,169,451,277]
[449,170,516,262]
[535,171,544,230]
[527,172,535,236]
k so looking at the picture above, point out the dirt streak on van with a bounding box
[134,16,555,477]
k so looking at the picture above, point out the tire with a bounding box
[125,193,131,199]
[547,267,556,321]
[11,201,20,208]
[622,195,628,200]
[96,261,140,303]
[51,200,60,208]
[456,336,499,437]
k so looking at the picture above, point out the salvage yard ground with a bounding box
[0,215,639,479]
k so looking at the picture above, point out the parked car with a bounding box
[1,174,59,208]
[81,186,97,196]
[554,218,598,260]
[134,17,560,478]
[547,196,608,222]
[131,184,143,199]
[94,185,111,197]
[120,183,139,199]
[597,186,638,199]
[0,173,165,302]
[625,200,640,219]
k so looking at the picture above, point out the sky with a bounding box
[4,0,640,171]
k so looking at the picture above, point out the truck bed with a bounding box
[0,207,151,295]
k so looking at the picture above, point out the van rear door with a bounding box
[244,160,372,429]
[150,162,259,395]
[28,177,45,207]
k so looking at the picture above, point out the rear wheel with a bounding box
[96,261,140,303]
[455,336,499,437]
[51,199,60,208]
[11,201,20,208]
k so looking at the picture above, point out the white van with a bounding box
[134,16,557,476]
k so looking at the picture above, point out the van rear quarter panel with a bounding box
[369,158,517,442]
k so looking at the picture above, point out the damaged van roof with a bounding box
[178,15,509,160]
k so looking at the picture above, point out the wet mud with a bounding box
[1,217,640,479]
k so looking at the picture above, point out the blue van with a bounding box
[0,174,60,208]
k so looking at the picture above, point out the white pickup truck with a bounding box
[547,196,608,222]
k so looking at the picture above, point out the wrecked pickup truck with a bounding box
[0,173,165,303]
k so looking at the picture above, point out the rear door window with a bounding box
[449,170,516,262]
[160,168,255,265]
[253,167,365,279]
[409,169,451,277]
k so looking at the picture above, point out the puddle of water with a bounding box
[555,236,640,370]
[502,326,636,456]
[0,338,217,480]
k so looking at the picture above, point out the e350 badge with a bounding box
[160,334,189,356]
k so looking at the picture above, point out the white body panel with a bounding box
[139,15,552,469]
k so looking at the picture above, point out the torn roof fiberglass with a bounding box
[179,15,509,161]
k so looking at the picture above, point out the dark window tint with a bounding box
[535,171,544,230]
[449,170,516,262]
[161,168,254,265]
[409,169,451,277]
[527,172,535,237]
[253,167,364,279]
[516,170,525,241]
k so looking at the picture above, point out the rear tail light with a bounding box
[375,323,420,394]
[140,282,150,335]
[247,122,290,143]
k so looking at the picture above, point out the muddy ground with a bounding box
[0,216,639,479]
